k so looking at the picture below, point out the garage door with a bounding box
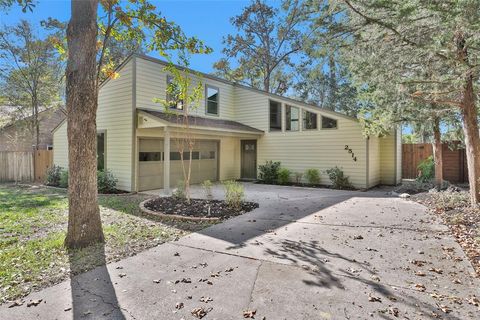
[138,138,163,191]
[170,140,218,187]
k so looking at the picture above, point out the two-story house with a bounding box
[52,54,401,192]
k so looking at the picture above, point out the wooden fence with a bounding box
[0,151,34,182]
[0,150,53,183]
[402,143,468,183]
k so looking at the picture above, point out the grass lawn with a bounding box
[0,184,213,304]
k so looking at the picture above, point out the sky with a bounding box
[0,0,266,74]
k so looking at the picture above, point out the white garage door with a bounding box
[138,138,164,191]
[170,140,218,188]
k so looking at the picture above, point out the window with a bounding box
[97,132,105,170]
[166,75,184,110]
[170,151,200,160]
[206,85,219,115]
[286,105,299,131]
[269,100,282,131]
[322,116,338,129]
[201,150,216,159]
[139,152,162,161]
[303,111,318,130]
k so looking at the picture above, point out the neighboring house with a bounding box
[0,107,65,152]
[52,54,401,192]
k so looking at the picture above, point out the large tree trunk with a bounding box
[461,75,480,205]
[456,31,480,205]
[432,116,443,189]
[64,0,104,249]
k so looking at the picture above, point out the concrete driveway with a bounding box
[1,183,479,319]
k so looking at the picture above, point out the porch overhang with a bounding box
[137,109,264,137]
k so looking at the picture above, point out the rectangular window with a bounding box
[97,132,105,170]
[166,75,184,110]
[170,151,200,160]
[201,150,216,159]
[286,105,299,131]
[139,152,162,161]
[321,116,338,129]
[206,85,219,115]
[269,100,282,131]
[303,111,318,130]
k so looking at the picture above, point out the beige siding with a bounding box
[233,86,368,188]
[53,60,134,191]
[135,58,236,120]
[368,136,381,187]
[395,129,402,184]
[379,133,396,185]
[52,121,68,168]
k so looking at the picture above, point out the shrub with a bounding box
[59,169,69,188]
[293,172,303,184]
[202,179,213,199]
[97,170,118,193]
[223,180,244,210]
[305,168,320,185]
[258,160,281,184]
[325,166,352,189]
[173,180,186,199]
[277,168,291,185]
[417,156,435,183]
[45,165,63,186]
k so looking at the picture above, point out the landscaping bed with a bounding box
[412,188,480,276]
[142,197,258,220]
[0,184,214,304]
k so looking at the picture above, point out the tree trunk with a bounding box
[456,31,480,205]
[432,116,443,189]
[461,75,480,205]
[64,0,104,249]
[328,52,337,111]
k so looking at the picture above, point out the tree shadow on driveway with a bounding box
[68,244,126,320]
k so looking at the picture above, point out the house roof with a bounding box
[103,54,358,123]
[139,109,264,134]
[1,107,66,131]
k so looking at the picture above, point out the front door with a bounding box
[241,140,257,180]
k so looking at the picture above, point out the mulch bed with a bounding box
[144,197,258,219]
[413,189,480,276]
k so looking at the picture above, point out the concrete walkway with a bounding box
[1,183,479,319]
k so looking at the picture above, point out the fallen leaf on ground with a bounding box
[371,275,381,282]
[467,295,479,307]
[429,268,443,274]
[415,271,426,276]
[176,302,184,309]
[439,304,451,313]
[191,307,209,319]
[410,260,426,267]
[26,299,42,307]
[243,309,257,318]
[368,293,382,302]
[353,235,364,240]
[8,300,24,308]
[118,273,127,278]
[389,307,399,317]
[415,283,426,292]
[200,297,213,303]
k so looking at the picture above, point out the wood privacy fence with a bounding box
[0,150,53,183]
[402,143,468,183]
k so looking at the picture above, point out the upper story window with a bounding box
[166,75,184,110]
[286,105,299,131]
[303,110,318,130]
[322,116,338,129]
[206,85,219,115]
[269,100,282,131]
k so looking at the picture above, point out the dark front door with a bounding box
[241,140,257,179]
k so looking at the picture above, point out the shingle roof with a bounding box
[139,109,264,134]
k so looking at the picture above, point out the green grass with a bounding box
[0,184,210,303]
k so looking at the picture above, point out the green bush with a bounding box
[223,180,245,210]
[277,168,291,185]
[202,179,213,199]
[305,168,320,184]
[45,165,63,186]
[258,160,281,184]
[173,180,186,199]
[59,169,69,188]
[97,170,118,193]
[417,156,435,183]
[325,166,352,189]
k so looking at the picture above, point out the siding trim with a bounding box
[394,128,398,185]
[366,137,369,188]
[131,56,137,192]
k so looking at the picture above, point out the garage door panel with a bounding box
[138,138,163,191]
